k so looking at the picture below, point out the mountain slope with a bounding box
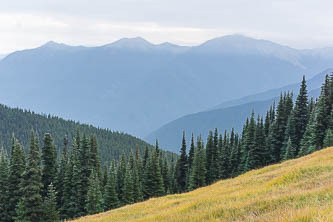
[0,103,174,164]
[213,68,333,110]
[146,69,329,151]
[1,35,332,137]
[73,147,333,222]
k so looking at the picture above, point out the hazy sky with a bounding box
[1,0,333,53]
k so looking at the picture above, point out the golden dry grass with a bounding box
[73,147,333,222]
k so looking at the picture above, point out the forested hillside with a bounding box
[0,104,174,164]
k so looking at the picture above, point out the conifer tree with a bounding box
[205,130,214,184]
[312,75,331,149]
[294,76,309,150]
[246,112,260,170]
[104,162,119,210]
[161,158,169,194]
[189,137,206,190]
[56,136,68,208]
[79,134,90,214]
[41,133,57,197]
[219,134,228,179]
[188,134,195,172]
[42,183,60,222]
[151,150,165,196]
[8,137,26,221]
[299,108,316,157]
[117,154,126,203]
[282,112,297,158]
[85,172,103,215]
[0,147,9,222]
[175,132,188,192]
[16,131,43,222]
[323,129,333,148]
[284,137,296,160]
[122,164,134,205]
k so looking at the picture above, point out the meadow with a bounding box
[73,147,333,222]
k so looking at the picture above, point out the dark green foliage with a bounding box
[284,137,296,160]
[0,104,173,164]
[323,129,333,148]
[42,183,60,222]
[294,76,309,150]
[8,137,26,221]
[85,172,103,215]
[122,164,134,205]
[15,131,43,222]
[41,133,57,197]
[312,76,331,149]
[189,137,206,190]
[104,162,119,210]
[175,132,188,192]
[0,148,9,222]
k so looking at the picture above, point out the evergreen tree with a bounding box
[104,162,119,210]
[188,134,195,172]
[161,158,169,194]
[284,137,296,160]
[122,164,134,205]
[0,147,9,222]
[246,112,260,170]
[189,137,206,190]
[205,130,214,184]
[299,108,316,157]
[151,150,165,197]
[323,129,333,147]
[116,154,126,203]
[175,132,188,192]
[8,137,26,221]
[55,136,68,209]
[16,131,43,222]
[85,172,103,215]
[219,134,228,179]
[282,112,297,158]
[312,75,331,149]
[294,76,309,150]
[41,133,57,197]
[42,183,60,222]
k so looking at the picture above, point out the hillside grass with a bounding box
[73,147,333,222]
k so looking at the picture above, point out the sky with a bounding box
[1,0,333,54]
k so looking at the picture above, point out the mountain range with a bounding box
[1,35,333,143]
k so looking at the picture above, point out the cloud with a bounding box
[1,0,333,53]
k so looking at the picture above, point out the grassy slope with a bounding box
[74,147,333,222]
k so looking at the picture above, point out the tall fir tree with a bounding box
[85,171,103,215]
[0,147,9,222]
[175,132,188,192]
[42,183,60,222]
[15,131,44,222]
[294,76,309,151]
[104,162,119,210]
[41,133,57,197]
[189,136,206,190]
[8,137,26,221]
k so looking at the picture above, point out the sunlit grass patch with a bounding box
[73,147,333,222]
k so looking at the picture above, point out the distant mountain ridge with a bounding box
[1,35,333,139]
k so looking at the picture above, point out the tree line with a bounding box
[176,75,333,192]
[0,130,178,221]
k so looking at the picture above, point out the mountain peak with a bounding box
[105,37,154,50]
